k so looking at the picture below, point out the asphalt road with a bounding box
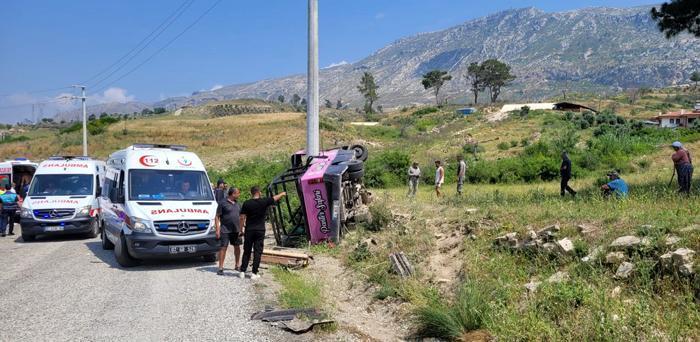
[0,225,290,341]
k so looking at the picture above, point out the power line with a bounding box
[82,0,193,86]
[0,86,72,98]
[92,0,223,95]
[87,0,195,90]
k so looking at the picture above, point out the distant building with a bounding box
[652,103,700,128]
[499,103,555,112]
[553,102,598,113]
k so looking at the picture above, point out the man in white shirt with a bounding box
[407,162,421,197]
[434,160,444,198]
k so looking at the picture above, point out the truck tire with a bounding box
[101,226,114,250]
[115,234,138,268]
[348,169,364,181]
[21,233,35,242]
[202,254,217,262]
[87,219,99,238]
[345,159,364,172]
[351,145,368,162]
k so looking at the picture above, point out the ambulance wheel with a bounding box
[87,219,99,238]
[101,226,114,250]
[115,233,138,268]
[21,233,35,242]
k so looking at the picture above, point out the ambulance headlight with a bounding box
[130,217,152,233]
[76,205,91,217]
[20,208,33,219]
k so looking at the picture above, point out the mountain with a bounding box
[58,5,700,119]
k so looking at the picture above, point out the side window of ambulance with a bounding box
[103,176,112,200]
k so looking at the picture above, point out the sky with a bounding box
[0,0,657,123]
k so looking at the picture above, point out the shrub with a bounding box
[497,142,511,150]
[0,135,30,144]
[364,150,411,188]
[366,201,392,231]
[413,107,439,117]
[510,140,518,148]
[414,281,491,340]
[209,157,287,199]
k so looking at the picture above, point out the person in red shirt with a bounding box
[671,141,693,195]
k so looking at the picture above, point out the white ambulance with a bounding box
[0,158,39,197]
[19,156,105,241]
[99,144,218,267]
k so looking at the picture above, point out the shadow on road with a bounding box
[84,241,217,271]
[16,233,95,244]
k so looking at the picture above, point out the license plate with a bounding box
[169,245,197,254]
[44,226,64,232]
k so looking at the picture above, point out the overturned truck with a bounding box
[267,145,371,246]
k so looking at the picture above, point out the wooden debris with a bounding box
[389,252,414,278]
[261,248,311,268]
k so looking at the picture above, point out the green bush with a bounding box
[497,142,511,150]
[367,201,392,231]
[209,157,287,200]
[0,135,30,144]
[413,107,439,117]
[365,150,410,188]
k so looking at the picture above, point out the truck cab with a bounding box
[99,144,219,267]
[19,156,104,241]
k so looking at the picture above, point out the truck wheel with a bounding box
[101,226,114,250]
[202,254,217,262]
[351,145,368,162]
[345,159,363,172]
[21,233,35,242]
[87,219,99,238]
[348,169,364,181]
[115,234,138,268]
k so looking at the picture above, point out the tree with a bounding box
[153,107,166,114]
[141,108,153,115]
[466,62,486,104]
[421,70,452,106]
[291,94,301,106]
[324,99,332,109]
[278,95,285,103]
[481,59,516,103]
[651,1,700,38]
[300,98,307,112]
[88,114,97,121]
[100,112,109,119]
[357,72,379,115]
[336,99,343,109]
[691,71,700,88]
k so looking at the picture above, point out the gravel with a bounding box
[0,227,292,341]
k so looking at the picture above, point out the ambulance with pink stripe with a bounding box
[19,156,105,242]
[99,144,219,267]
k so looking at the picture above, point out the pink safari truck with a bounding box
[267,145,371,246]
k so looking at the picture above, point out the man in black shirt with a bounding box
[560,151,576,197]
[215,187,241,276]
[214,179,227,203]
[239,185,286,279]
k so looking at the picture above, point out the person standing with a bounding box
[215,187,242,276]
[456,156,467,195]
[407,162,421,197]
[671,141,693,195]
[214,179,227,203]
[434,160,445,198]
[0,185,18,236]
[560,151,576,197]
[239,186,286,279]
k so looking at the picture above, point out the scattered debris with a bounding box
[466,208,479,214]
[279,317,335,334]
[614,262,635,279]
[581,246,605,263]
[547,271,569,284]
[251,308,321,322]
[556,238,575,255]
[389,252,414,278]
[665,235,681,246]
[261,248,311,269]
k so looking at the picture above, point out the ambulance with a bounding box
[19,156,105,241]
[99,144,219,267]
[0,158,39,197]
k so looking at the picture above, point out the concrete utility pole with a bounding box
[71,85,88,156]
[306,0,319,156]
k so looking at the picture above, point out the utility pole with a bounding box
[71,85,88,156]
[306,0,319,156]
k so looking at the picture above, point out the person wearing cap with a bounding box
[434,160,445,198]
[601,171,628,198]
[457,156,467,196]
[407,162,421,197]
[560,151,576,197]
[671,141,693,195]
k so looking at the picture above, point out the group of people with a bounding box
[408,141,692,199]
[0,184,19,237]
[407,156,467,198]
[212,179,286,279]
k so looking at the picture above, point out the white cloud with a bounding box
[210,84,223,91]
[92,87,134,104]
[375,12,385,20]
[324,60,349,69]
